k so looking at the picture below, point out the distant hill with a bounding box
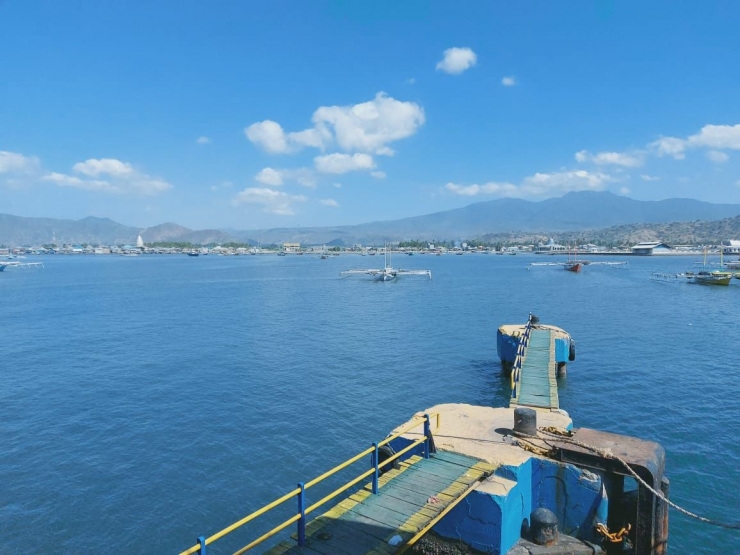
[2,191,740,246]
[231,191,740,244]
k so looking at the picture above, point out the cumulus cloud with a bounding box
[640,174,660,181]
[575,150,644,167]
[245,93,424,157]
[649,124,740,160]
[436,47,477,74]
[445,182,517,196]
[619,187,631,195]
[333,182,342,188]
[446,170,613,198]
[707,150,729,163]
[649,136,686,159]
[312,92,425,155]
[370,171,386,179]
[232,187,307,215]
[687,124,740,150]
[255,167,284,186]
[0,151,39,174]
[196,136,211,144]
[502,76,516,86]
[44,158,171,195]
[254,166,316,188]
[314,153,375,174]
[72,158,134,177]
[320,198,340,208]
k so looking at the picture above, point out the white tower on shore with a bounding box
[136,235,144,248]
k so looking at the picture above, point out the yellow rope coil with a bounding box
[595,522,631,543]
[539,426,572,437]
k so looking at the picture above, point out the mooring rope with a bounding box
[530,427,740,531]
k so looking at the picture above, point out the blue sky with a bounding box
[1,1,740,230]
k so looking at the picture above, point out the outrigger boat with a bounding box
[340,246,431,281]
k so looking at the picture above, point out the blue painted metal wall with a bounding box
[496,329,520,364]
[554,338,570,363]
[432,456,606,553]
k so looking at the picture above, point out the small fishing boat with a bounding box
[687,270,733,286]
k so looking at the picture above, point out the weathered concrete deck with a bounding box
[510,328,559,410]
[265,452,494,555]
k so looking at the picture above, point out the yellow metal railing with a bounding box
[179,412,440,555]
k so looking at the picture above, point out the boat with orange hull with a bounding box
[563,261,582,272]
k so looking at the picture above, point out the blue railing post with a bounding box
[197,536,207,555]
[423,414,431,459]
[371,442,379,494]
[297,482,306,546]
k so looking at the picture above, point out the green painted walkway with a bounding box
[265,452,495,555]
[510,328,559,410]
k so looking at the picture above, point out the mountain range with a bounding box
[2,191,740,246]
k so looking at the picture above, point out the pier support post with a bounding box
[196,536,207,555]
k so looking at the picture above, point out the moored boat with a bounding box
[687,270,733,285]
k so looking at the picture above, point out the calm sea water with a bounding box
[2,254,738,555]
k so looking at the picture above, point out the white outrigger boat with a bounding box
[0,261,44,272]
[340,246,431,281]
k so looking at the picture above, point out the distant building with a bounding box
[534,238,567,254]
[631,242,672,255]
[282,242,301,252]
[136,235,144,248]
[721,240,740,255]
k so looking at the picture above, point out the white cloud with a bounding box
[687,124,740,150]
[232,187,307,215]
[619,187,631,195]
[43,158,171,195]
[436,47,477,74]
[333,182,342,188]
[370,171,386,179]
[445,182,517,196]
[320,199,340,208]
[312,92,424,155]
[707,150,729,163]
[314,153,375,174]
[575,150,644,167]
[521,170,611,196]
[245,120,291,153]
[245,93,424,158]
[0,151,39,174]
[640,174,660,181]
[254,167,316,188]
[649,137,686,159]
[196,136,211,144]
[649,124,740,161]
[502,76,516,86]
[406,78,416,85]
[72,158,134,177]
[255,167,284,186]
[446,170,613,198]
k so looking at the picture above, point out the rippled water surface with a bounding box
[2,254,738,554]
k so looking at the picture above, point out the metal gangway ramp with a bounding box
[509,317,560,410]
[179,414,494,555]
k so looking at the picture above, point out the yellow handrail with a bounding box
[179,413,439,555]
